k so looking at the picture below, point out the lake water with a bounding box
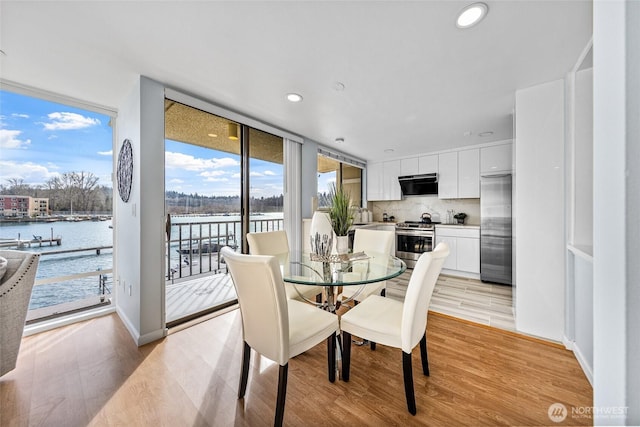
[0,213,283,310]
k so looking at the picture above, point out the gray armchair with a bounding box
[0,250,40,377]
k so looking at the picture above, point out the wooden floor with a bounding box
[1,309,592,426]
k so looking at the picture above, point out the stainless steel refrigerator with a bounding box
[480,174,512,285]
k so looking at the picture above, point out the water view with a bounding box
[0,213,283,310]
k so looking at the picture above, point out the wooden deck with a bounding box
[166,272,236,324]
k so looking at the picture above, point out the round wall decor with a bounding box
[117,138,133,203]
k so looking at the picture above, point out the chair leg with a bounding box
[419,333,430,376]
[275,363,288,427]
[370,341,376,351]
[342,331,352,381]
[239,341,251,399]
[327,332,336,383]
[402,351,417,415]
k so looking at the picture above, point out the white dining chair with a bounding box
[339,242,449,415]
[246,230,321,302]
[220,246,339,427]
[339,228,395,304]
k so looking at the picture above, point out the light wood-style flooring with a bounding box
[1,308,592,426]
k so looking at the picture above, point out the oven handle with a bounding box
[395,229,434,237]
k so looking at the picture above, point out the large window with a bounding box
[0,88,115,322]
[317,154,362,209]
[164,100,284,325]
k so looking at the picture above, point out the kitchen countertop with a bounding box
[436,223,480,229]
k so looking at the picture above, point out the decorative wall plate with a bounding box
[117,139,133,203]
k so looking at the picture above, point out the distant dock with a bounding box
[0,234,62,249]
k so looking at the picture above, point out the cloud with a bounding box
[42,112,101,130]
[12,113,29,119]
[0,160,59,183]
[0,129,31,149]
[203,177,230,183]
[263,170,277,176]
[169,178,184,184]
[165,151,239,171]
[98,150,113,156]
[250,171,263,177]
[200,170,225,178]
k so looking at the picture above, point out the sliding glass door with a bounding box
[164,100,283,326]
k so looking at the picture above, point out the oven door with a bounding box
[395,229,433,268]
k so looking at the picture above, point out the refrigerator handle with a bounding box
[481,173,511,178]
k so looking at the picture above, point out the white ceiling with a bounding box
[0,1,592,162]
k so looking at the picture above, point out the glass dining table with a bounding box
[282,251,407,313]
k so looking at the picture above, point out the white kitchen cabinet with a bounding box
[481,143,513,174]
[400,157,419,176]
[418,154,438,174]
[437,152,458,198]
[458,149,480,198]
[435,226,480,274]
[438,149,479,199]
[436,235,457,270]
[366,162,383,201]
[456,236,480,273]
[382,160,402,200]
[367,160,401,201]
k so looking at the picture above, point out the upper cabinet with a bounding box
[458,149,480,198]
[400,157,419,176]
[418,154,438,174]
[480,143,513,175]
[367,160,402,201]
[366,162,384,201]
[438,149,479,199]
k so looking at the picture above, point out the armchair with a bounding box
[0,250,40,377]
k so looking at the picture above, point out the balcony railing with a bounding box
[168,217,284,281]
[26,216,284,323]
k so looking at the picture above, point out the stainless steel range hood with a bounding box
[398,173,438,196]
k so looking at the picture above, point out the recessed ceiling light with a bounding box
[287,93,303,102]
[207,133,217,138]
[456,2,488,29]
[333,82,346,91]
[478,131,494,137]
[384,148,395,153]
[228,123,239,140]
[335,137,344,144]
[0,49,6,56]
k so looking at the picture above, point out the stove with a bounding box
[395,221,440,268]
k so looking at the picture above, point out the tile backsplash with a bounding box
[369,196,480,225]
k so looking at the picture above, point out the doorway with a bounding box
[164,99,284,326]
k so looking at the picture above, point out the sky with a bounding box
[0,89,303,198]
[0,90,113,189]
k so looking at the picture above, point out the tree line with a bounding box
[2,175,319,215]
[1,173,112,214]
[165,191,284,214]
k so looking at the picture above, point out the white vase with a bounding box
[336,235,349,254]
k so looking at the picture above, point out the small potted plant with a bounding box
[328,182,354,253]
[454,212,467,225]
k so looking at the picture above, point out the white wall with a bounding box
[593,1,639,424]
[514,79,565,342]
[115,76,166,346]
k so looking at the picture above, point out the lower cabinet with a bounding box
[435,226,480,275]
